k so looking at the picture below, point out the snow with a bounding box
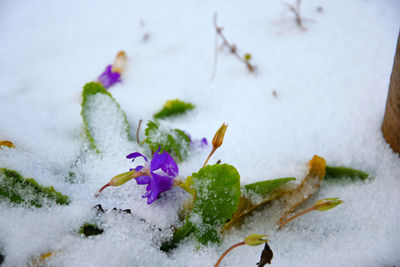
[1,0,400,266]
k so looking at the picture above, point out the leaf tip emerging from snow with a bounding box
[153,99,195,119]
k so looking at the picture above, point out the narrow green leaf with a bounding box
[0,168,70,207]
[325,166,369,181]
[223,155,326,231]
[244,177,295,197]
[81,82,130,152]
[154,99,195,119]
[144,120,190,162]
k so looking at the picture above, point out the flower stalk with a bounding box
[214,241,245,267]
[203,123,228,167]
[278,198,343,228]
[214,234,269,267]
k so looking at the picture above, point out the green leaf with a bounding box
[160,218,195,252]
[325,166,369,181]
[79,223,104,237]
[190,164,241,244]
[81,82,130,152]
[244,177,295,197]
[153,99,195,119]
[0,168,70,207]
[144,120,190,162]
[161,164,241,249]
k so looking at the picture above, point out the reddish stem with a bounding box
[278,206,316,229]
[95,183,110,197]
[203,147,217,168]
[214,241,245,267]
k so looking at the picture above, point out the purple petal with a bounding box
[135,165,144,172]
[126,152,148,163]
[150,147,166,171]
[150,148,178,176]
[160,153,178,177]
[151,173,174,194]
[139,173,174,204]
[97,65,121,89]
[147,192,159,204]
[135,175,151,185]
[201,138,208,146]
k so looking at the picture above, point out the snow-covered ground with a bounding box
[0,0,400,266]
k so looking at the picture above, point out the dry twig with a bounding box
[210,13,256,80]
[136,119,143,145]
[285,0,306,31]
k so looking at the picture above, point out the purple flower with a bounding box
[185,132,208,149]
[97,65,121,89]
[126,148,178,204]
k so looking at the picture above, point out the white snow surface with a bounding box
[1,0,400,266]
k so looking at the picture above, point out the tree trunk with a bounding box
[382,32,400,153]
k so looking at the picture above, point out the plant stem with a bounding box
[203,147,217,168]
[136,119,143,145]
[214,241,245,267]
[278,206,316,229]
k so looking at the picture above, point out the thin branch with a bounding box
[210,13,256,80]
[210,15,220,81]
[136,119,143,145]
[285,0,306,31]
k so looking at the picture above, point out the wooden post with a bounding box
[382,32,400,153]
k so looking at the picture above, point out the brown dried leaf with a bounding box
[278,155,326,223]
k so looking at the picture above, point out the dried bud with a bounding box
[314,198,343,211]
[257,242,273,266]
[111,51,127,73]
[244,234,269,246]
[0,141,14,148]
[212,123,228,149]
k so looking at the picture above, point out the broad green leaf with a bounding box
[161,164,241,249]
[79,223,104,237]
[0,168,70,207]
[190,164,241,244]
[153,99,195,119]
[144,120,190,162]
[244,177,295,197]
[325,166,369,181]
[81,82,130,152]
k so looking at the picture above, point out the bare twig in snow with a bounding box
[136,119,143,145]
[210,13,256,80]
[285,0,306,31]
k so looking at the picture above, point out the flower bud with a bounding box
[244,234,269,246]
[314,198,343,211]
[109,170,137,186]
[212,123,228,149]
[0,140,14,148]
[111,51,127,73]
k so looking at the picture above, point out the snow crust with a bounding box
[0,0,400,266]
